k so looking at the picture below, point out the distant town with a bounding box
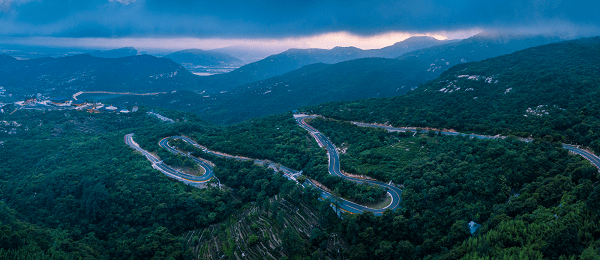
[0,95,139,115]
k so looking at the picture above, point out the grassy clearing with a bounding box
[362,193,393,210]
[175,164,206,176]
[344,137,428,179]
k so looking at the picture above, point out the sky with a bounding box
[0,0,598,50]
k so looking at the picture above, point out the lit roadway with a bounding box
[127,131,399,215]
[353,122,500,140]
[295,115,402,215]
[166,136,299,181]
[126,116,600,217]
[125,133,215,187]
[562,144,600,169]
[353,121,600,170]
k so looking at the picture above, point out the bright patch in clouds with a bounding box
[295,31,455,49]
[0,0,12,11]
[0,30,480,52]
[109,0,136,4]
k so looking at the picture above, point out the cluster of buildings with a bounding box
[0,120,21,135]
[5,96,138,114]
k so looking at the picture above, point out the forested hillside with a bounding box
[302,117,600,259]
[0,54,200,97]
[0,109,225,258]
[195,36,449,92]
[311,37,600,152]
[0,109,329,259]
[98,33,560,125]
[105,57,427,124]
[396,33,561,80]
[196,58,428,124]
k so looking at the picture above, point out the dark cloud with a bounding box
[0,0,598,38]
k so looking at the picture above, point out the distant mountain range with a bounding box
[163,49,246,75]
[197,36,451,92]
[0,44,91,60]
[209,45,292,63]
[0,54,199,97]
[88,47,138,58]
[396,32,563,79]
[107,57,429,124]
[0,33,569,126]
[164,49,244,67]
[183,33,563,124]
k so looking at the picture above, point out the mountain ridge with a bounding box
[0,54,200,97]
[88,47,138,58]
[196,36,450,93]
[310,36,600,152]
[164,48,244,67]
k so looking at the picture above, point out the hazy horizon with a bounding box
[1,0,598,53]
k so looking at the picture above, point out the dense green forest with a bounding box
[307,117,425,181]
[2,102,600,259]
[105,57,429,125]
[0,54,200,98]
[0,109,334,259]
[0,108,389,259]
[0,109,233,258]
[305,116,600,259]
[309,37,600,153]
[159,115,388,205]
[4,36,600,259]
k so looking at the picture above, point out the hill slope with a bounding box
[311,36,600,152]
[197,36,449,92]
[102,34,564,125]
[198,58,428,124]
[396,33,563,80]
[0,54,201,97]
[179,34,562,124]
[106,57,429,124]
[165,49,244,67]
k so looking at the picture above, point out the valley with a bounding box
[2,33,600,260]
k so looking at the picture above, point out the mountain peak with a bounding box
[165,48,242,67]
[331,46,362,51]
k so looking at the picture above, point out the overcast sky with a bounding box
[0,0,598,50]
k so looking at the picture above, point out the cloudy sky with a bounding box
[0,0,598,50]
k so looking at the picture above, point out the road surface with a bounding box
[353,121,600,170]
[562,144,600,169]
[126,116,600,217]
[125,133,215,187]
[128,132,399,215]
[295,115,402,215]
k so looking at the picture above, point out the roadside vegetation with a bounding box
[310,37,600,154]
[184,196,349,259]
[303,115,600,259]
[307,117,428,181]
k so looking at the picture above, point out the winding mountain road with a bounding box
[562,144,600,169]
[295,115,402,215]
[126,132,401,215]
[126,114,600,216]
[125,133,215,187]
[352,121,600,170]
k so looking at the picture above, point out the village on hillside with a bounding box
[0,96,139,115]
